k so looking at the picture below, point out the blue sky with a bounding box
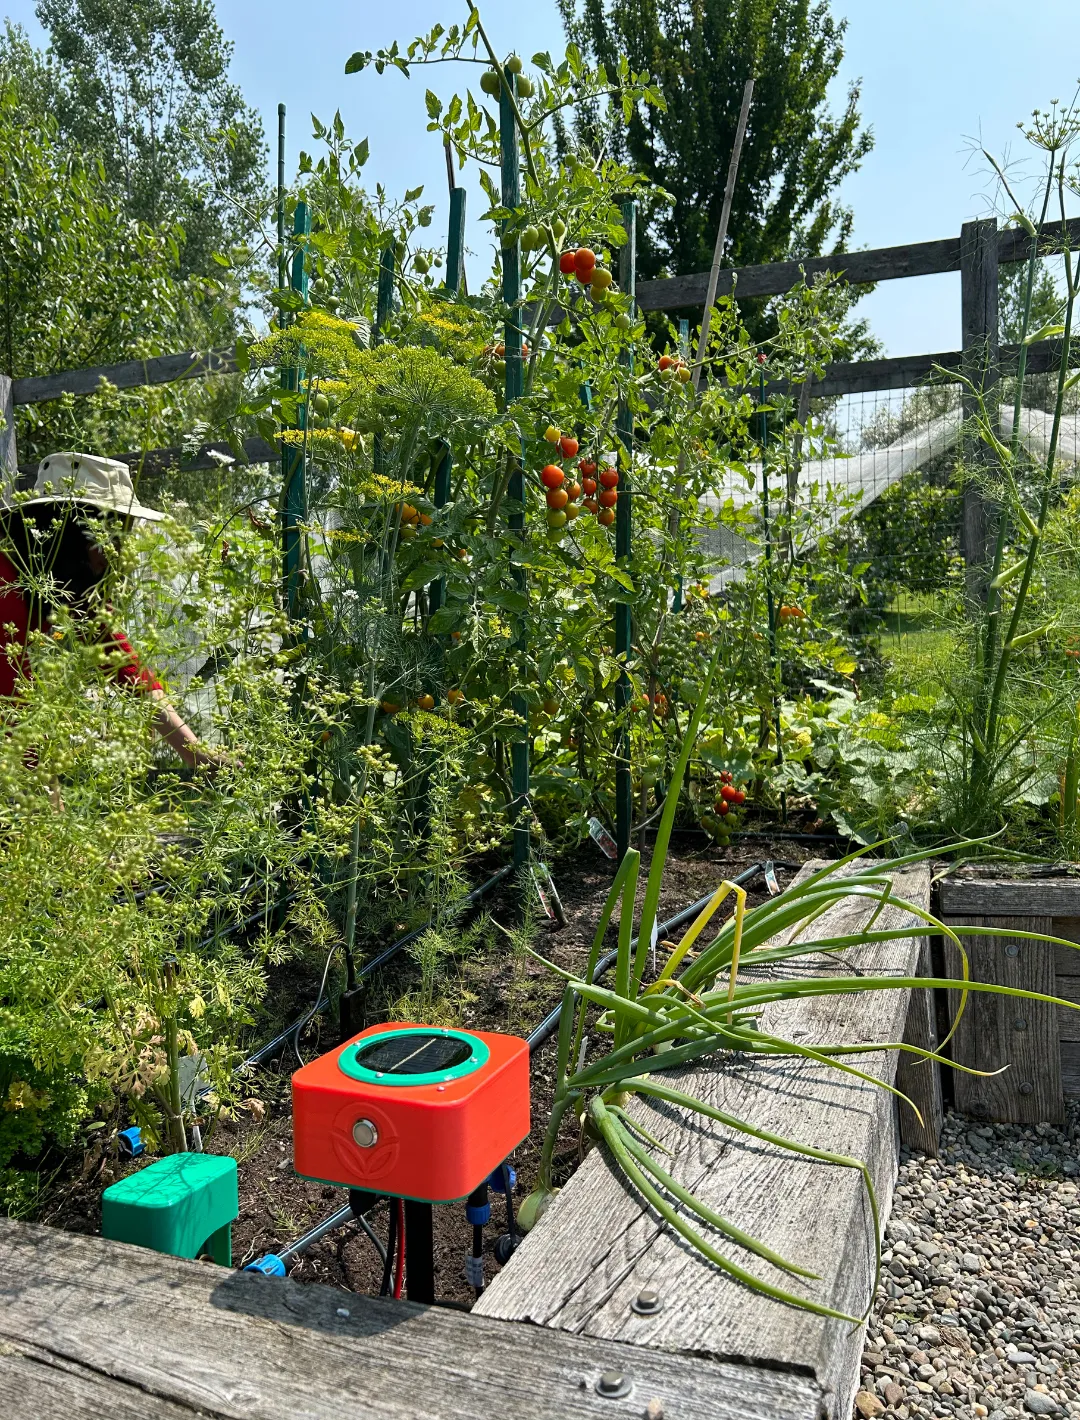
[5,1,1078,355]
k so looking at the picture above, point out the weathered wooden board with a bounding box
[16,436,279,483]
[943,916,1063,1125]
[938,877,1080,916]
[896,933,944,1156]
[477,863,931,1420]
[1062,1042,1080,1097]
[0,371,15,475]
[0,1217,822,1420]
[635,215,1080,311]
[11,348,238,407]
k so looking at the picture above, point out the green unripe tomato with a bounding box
[640,770,658,788]
[551,218,567,241]
[480,69,501,96]
[516,75,534,98]
[522,225,541,251]
[312,392,330,417]
[413,253,430,275]
[325,294,341,312]
[646,753,664,769]
[547,509,568,529]
[505,54,523,74]
[615,312,632,332]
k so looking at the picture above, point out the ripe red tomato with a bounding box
[574,247,596,277]
[582,497,598,513]
[732,788,746,806]
[546,487,569,510]
[581,476,597,496]
[715,800,730,817]
[417,693,435,711]
[720,770,733,783]
[597,507,615,527]
[579,459,597,476]
[558,251,576,275]
[540,464,565,489]
[720,784,738,803]
[658,355,674,371]
[598,488,617,509]
[559,435,579,458]
[566,481,582,501]
[599,468,619,489]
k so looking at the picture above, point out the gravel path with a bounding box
[854,1104,1079,1420]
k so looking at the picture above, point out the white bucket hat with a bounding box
[5,452,165,521]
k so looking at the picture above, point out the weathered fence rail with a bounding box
[475,862,933,1420]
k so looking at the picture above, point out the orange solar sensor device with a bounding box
[291,1023,530,1204]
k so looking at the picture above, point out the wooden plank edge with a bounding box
[0,1218,824,1420]
[940,879,1080,915]
[636,215,1080,311]
[11,348,239,407]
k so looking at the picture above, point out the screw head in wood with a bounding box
[1005,944,1020,958]
[1019,1082,1034,1096]
[631,1288,662,1315]
[595,1370,633,1399]
[1013,1016,1028,1031]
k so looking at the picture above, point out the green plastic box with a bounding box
[102,1153,239,1265]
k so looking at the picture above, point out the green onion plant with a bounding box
[521,651,1080,1321]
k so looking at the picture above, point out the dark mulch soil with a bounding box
[35,832,829,1307]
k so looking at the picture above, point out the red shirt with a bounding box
[0,550,161,699]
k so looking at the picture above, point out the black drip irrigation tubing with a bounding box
[261,859,774,1271]
[233,864,514,1078]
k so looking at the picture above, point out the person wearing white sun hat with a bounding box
[0,452,216,771]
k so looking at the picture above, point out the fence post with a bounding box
[429,189,467,617]
[500,74,529,871]
[282,199,311,619]
[615,202,637,864]
[959,217,999,606]
[0,372,15,479]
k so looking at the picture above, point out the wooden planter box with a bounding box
[936,870,1080,1125]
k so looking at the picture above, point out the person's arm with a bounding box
[150,688,220,771]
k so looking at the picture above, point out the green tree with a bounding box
[559,0,872,283]
[31,0,266,278]
[0,65,232,464]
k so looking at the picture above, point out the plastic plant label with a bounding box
[764,862,780,896]
[587,816,618,859]
[531,865,557,921]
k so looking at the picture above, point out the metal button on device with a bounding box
[631,1288,662,1316]
[352,1118,379,1148]
[595,1371,633,1399]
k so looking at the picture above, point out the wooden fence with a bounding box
[4,213,1080,484]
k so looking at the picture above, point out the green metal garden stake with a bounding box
[282,199,311,619]
[276,105,286,321]
[500,74,530,870]
[758,365,786,819]
[615,202,637,864]
[430,189,466,616]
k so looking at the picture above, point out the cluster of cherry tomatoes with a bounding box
[539,426,620,531]
[556,246,633,330]
[777,603,806,625]
[395,501,433,542]
[714,770,747,816]
[657,354,692,385]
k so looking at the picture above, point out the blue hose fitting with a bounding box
[465,1182,490,1225]
[489,1164,516,1193]
[117,1126,144,1158]
[244,1254,286,1276]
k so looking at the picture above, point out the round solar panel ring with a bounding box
[337,1027,490,1087]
